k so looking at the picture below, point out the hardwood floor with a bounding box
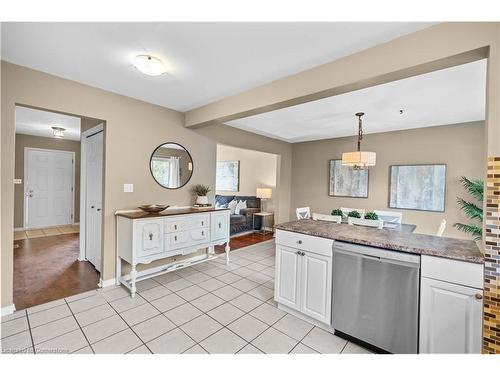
[215,231,274,253]
[13,233,100,310]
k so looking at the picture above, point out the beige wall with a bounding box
[1,61,217,308]
[195,123,292,225]
[14,134,81,228]
[216,144,278,210]
[291,122,485,238]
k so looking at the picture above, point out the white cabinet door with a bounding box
[420,277,483,353]
[136,220,164,259]
[275,245,301,310]
[300,251,332,324]
[211,212,229,241]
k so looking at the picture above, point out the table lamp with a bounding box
[256,188,272,213]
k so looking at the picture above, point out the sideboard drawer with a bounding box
[166,228,210,250]
[165,214,210,233]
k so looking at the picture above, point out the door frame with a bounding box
[23,147,75,230]
[79,123,104,263]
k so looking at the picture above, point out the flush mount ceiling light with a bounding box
[51,126,66,138]
[134,55,167,76]
[341,112,376,169]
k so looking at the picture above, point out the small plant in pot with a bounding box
[364,211,379,221]
[348,210,361,219]
[191,184,211,205]
[331,209,343,217]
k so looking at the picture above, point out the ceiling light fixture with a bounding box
[341,112,376,169]
[134,55,167,76]
[51,126,66,138]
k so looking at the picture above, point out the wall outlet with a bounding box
[123,183,134,193]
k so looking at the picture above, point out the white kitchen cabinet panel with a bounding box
[300,251,332,324]
[420,277,483,354]
[275,245,301,310]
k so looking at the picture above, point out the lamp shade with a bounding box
[256,188,272,199]
[341,151,376,168]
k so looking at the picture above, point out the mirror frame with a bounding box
[149,141,194,190]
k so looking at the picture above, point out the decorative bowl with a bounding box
[138,204,170,213]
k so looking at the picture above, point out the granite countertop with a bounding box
[116,207,229,219]
[275,219,483,264]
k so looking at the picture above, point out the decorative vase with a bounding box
[196,195,209,205]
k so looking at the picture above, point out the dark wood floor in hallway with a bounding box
[13,233,100,310]
[215,232,274,253]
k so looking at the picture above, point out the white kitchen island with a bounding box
[274,220,484,354]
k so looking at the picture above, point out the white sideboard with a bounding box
[116,208,230,297]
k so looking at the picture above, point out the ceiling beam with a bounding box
[184,22,494,128]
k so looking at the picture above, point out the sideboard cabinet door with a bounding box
[136,219,164,258]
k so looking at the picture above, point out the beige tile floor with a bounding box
[0,241,373,354]
[14,224,80,240]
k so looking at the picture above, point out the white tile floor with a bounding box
[0,241,372,354]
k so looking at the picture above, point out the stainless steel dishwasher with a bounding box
[332,241,420,354]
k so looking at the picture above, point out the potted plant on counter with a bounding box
[191,184,211,205]
[348,211,383,228]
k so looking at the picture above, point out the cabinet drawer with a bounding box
[275,229,333,257]
[165,214,209,233]
[165,228,210,250]
[421,255,484,289]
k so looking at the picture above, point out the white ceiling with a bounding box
[1,22,433,111]
[225,59,487,143]
[15,106,81,141]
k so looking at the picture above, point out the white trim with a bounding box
[1,304,16,317]
[98,278,116,288]
[80,123,104,265]
[23,147,76,229]
[15,222,81,232]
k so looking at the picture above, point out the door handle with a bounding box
[149,233,153,241]
[91,205,95,209]
[296,251,301,255]
[97,208,101,212]
[218,222,221,228]
[475,293,483,300]
[26,190,34,198]
[300,252,305,256]
[297,240,302,245]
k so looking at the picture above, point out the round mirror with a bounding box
[150,142,193,189]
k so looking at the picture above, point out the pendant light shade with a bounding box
[341,112,376,169]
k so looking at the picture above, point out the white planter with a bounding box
[196,195,209,205]
[348,217,383,229]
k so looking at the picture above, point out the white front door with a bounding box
[85,130,103,271]
[25,148,74,229]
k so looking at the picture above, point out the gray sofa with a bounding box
[215,195,261,235]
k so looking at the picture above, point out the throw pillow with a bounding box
[228,199,238,215]
[215,201,228,209]
[235,200,247,215]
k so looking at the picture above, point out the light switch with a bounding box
[123,183,134,193]
[14,178,22,185]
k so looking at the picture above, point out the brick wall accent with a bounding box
[484,156,500,353]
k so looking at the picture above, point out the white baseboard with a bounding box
[1,304,16,317]
[98,278,116,288]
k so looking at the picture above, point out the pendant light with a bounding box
[341,112,376,169]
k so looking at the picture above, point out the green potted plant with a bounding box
[348,210,361,218]
[191,184,211,205]
[454,176,483,241]
[331,209,343,217]
[364,211,379,220]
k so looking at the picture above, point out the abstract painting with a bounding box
[389,164,446,212]
[329,160,369,198]
[216,160,240,192]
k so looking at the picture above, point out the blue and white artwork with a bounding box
[389,164,446,212]
[216,160,240,192]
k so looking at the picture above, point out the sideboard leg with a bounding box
[225,243,230,265]
[116,256,121,286]
[208,245,215,255]
[130,265,137,298]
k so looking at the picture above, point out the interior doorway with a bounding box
[13,105,105,309]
